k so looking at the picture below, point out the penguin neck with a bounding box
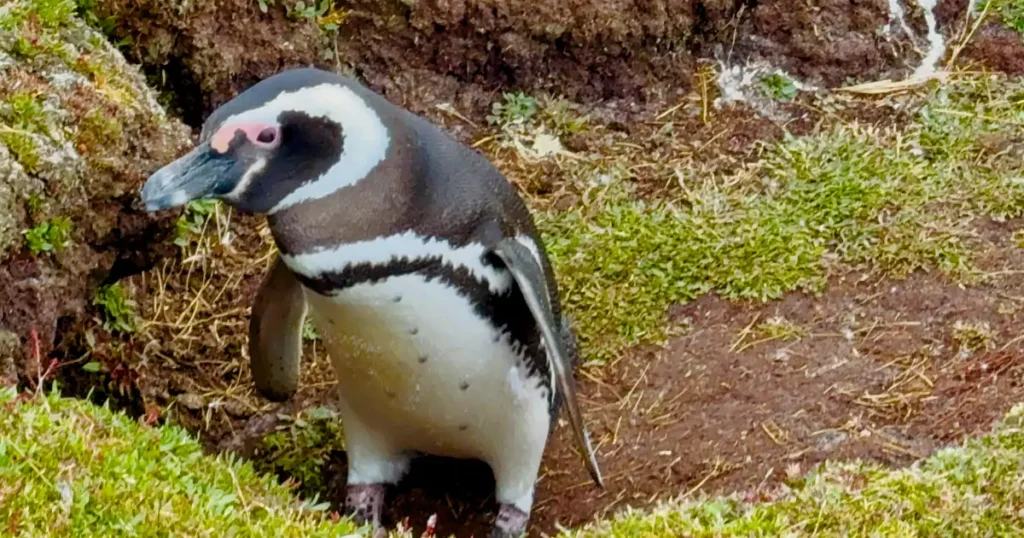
[266,121,424,256]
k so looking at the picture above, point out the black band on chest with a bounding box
[294,257,555,408]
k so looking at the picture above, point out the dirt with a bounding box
[86,0,940,131]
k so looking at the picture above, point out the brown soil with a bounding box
[90,0,929,130]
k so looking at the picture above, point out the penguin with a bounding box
[139,67,603,538]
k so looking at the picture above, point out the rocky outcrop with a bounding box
[0,0,191,385]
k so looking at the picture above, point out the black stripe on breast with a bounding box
[292,256,558,413]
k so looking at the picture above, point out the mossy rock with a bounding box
[0,0,191,382]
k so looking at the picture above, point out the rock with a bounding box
[0,0,191,380]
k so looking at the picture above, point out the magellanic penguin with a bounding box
[139,67,603,538]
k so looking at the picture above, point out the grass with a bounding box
[536,73,1024,364]
[488,92,540,129]
[174,199,222,247]
[760,73,799,101]
[4,385,1023,537]
[0,386,358,537]
[253,406,346,500]
[92,282,138,335]
[561,402,1024,537]
[988,0,1024,35]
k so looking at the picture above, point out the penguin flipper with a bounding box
[487,238,604,488]
[247,254,307,402]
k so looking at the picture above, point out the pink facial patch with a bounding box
[210,121,281,153]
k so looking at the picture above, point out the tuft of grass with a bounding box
[562,403,1024,537]
[488,92,539,129]
[538,74,1024,363]
[72,0,120,37]
[22,216,73,255]
[93,282,138,334]
[253,407,346,500]
[174,199,221,247]
[0,387,356,536]
[760,72,799,101]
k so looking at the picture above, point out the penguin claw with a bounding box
[489,504,529,538]
[344,483,386,529]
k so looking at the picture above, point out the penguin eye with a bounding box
[256,127,278,145]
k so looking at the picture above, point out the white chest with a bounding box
[302,273,551,459]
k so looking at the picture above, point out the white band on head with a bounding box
[212,83,391,214]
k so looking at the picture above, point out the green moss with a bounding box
[563,403,1024,537]
[1,0,77,30]
[25,193,45,216]
[0,387,356,536]
[253,407,346,501]
[539,75,1024,363]
[28,0,77,27]
[2,92,48,134]
[0,128,42,173]
[93,282,138,335]
[0,92,50,173]
[76,109,123,150]
[23,216,73,254]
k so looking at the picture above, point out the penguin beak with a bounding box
[140,142,238,212]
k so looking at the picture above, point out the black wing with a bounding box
[487,237,604,488]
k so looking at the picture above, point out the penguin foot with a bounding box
[489,504,529,538]
[344,483,385,528]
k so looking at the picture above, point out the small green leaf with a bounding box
[82,361,102,373]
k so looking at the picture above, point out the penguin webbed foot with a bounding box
[344,483,386,529]
[489,504,529,538]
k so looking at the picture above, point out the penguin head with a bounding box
[141,68,390,215]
